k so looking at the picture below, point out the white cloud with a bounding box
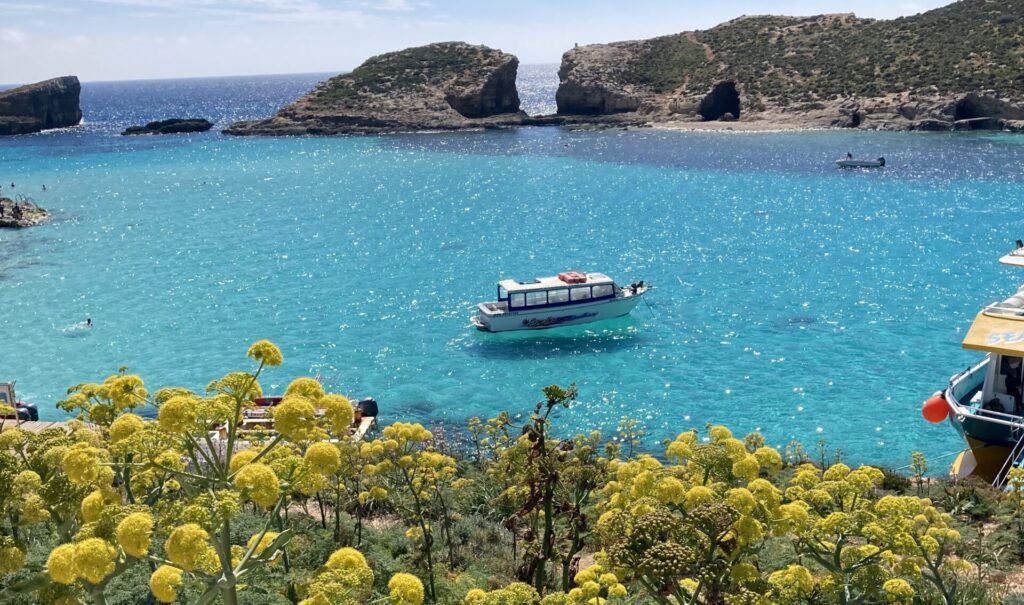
[0,28,27,43]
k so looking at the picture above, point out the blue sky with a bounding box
[0,0,952,83]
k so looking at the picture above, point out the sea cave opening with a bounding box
[699,81,741,121]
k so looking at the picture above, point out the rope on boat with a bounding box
[888,448,967,472]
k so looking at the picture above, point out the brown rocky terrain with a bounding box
[0,76,82,136]
[225,42,531,135]
[556,1,1024,131]
[0,198,48,228]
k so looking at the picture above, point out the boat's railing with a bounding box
[994,430,1024,489]
[982,304,1024,318]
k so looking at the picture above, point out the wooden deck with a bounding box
[4,420,77,433]
[5,417,378,440]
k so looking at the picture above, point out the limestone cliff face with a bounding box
[225,42,525,135]
[556,1,1024,131]
[0,76,82,135]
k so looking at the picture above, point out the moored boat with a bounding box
[472,271,648,332]
[837,157,886,168]
[924,242,1024,484]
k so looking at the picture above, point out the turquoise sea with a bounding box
[2,66,1024,467]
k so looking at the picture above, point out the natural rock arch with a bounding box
[698,81,741,121]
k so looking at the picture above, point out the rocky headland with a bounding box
[0,198,48,228]
[122,118,214,136]
[555,1,1024,131]
[0,76,82,136]
[225,42,537,135]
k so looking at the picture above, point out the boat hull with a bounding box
[837,160,883,168]
[473,295,643,332]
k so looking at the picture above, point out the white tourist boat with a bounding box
[837,157,886,168]
[471,271,648,332]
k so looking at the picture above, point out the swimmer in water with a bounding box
[86,318,92,327]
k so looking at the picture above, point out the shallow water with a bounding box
[1,70,1023,467]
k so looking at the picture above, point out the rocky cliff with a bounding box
[0,76,82,136]
[225,42,527,135]
[556,0,1024,131]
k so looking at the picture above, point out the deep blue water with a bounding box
[2,68,1023,468]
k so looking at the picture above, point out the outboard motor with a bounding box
[17,401,39,421]
[878,157,886,167]
[357,397,379,418]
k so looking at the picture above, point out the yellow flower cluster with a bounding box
[388,572,425,605]
[149,565,183,603]
[234,462,281,508]
[47,538,118,585]
[247,339,284,366]
[299,547,376,605]
[61,442,111,487]
[272,395,319,442]
[466,582,539,605]
[0,540,26,575]
[116,511,155,558]
[305,442,342,476]
[164,523,210,571]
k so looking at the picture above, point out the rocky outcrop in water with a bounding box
[0,198,48,228]
[225,42,529,135]
[0,76,82,135]
[122,118,213,136]
[555,2,1024,131]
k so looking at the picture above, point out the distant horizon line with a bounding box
[0,63,562,88]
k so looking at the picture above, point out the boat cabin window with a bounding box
[994,355,1024,412]
[498,286,509,301]
[526,291,548,306]
[548,288,569,304]
[592,284,613,298]
[570,287,592,301]
[509,293,526,309]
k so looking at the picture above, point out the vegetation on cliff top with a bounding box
[310,43,500,106]
[618,0,1024,105]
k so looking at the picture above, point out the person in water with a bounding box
[86,318,92,327]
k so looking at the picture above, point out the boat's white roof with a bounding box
[499,272,615,293]
[1000,247,1024,267]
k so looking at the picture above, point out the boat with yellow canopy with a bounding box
[925,242,1024,484]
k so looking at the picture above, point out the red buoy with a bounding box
[922,392,949,423]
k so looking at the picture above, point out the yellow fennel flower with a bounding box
[150,565,183,603]
[319,394,354,435]
[229,448,259,473]
[247,339,283,366]
[47,543,78,584]
[116,512,155,558]
[165,523,210,571]
[234,463,280,508]
[80,489,110,524]
[388,572,425,605]
[61,442,107,486]
[0,545,25,575]
[684,485,713,509]
[158,395,200,434]
[326,547,368,571]
[74,538,118,584]
[21,494,50,524]
[13,470,41,494]
[304,442,342,476]
[272,396,318,442]
[109,413,145,444]
[285,377,325,402]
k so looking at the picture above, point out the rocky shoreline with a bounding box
[0,198,49,228]
[122,118,213,136]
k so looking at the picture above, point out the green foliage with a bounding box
[606,1,1024,104]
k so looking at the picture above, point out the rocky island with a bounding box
[225,42,532,135]
[0,76,82,136]
[0,197,49,228]
[555,0,1024,131]
[121,118,214,136]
